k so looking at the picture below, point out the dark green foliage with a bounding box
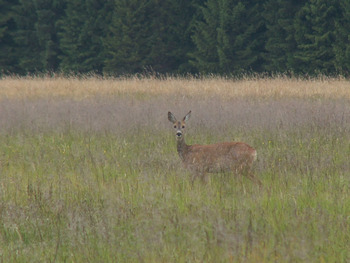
[11,0,65,74]
[0,0,18,74]
[231,1,266,73]
[104,0,196,75]
[191,0,266,75]
[147,0,197,74]
[103,0,153,75]
[34,0,66,71]
[12,0,43,73]
[3,0,350,76]
[58,0,113,74]
[262,0,306,73]
[190,0,220,73]
[293,0,341,75]
[333,0,350,75]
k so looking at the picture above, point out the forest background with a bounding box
[1,1,350,261]
[1,0,350,77]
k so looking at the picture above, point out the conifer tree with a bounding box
[216,1,246,72]
[58,0,113,73]
[190,0,220,73]
[34,0,65,72]
[146,0,197,74]
[263,0,306,73]
[12,0,65,74]
[230,0,266,73]
[333,0,350,74]
[191,0,266,74]
[294,0,341,75]
[104,0,196,75]
[103,0,152,75]
[12,0,43,73]
[3,0,350,76]
[0,0,18,74]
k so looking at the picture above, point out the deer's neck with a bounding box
[177,137,190,161]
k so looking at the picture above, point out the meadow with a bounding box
[0,76,349,262]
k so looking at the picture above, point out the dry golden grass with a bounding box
[1,75,350,262]
[1,75,350,100]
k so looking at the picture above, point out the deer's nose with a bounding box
[176,132,182,137]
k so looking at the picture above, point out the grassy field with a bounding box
[0,76,349,262]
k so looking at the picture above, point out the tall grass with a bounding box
[0,77,349,262]
[1,74,350,100]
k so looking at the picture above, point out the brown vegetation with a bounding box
[0,76,349,262]
[1,75,350,100]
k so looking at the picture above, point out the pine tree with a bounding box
[229,0,266,73]
[293,0,341,75]
[103,0,153,75]
[0,0,18,74]
[12,0,65,74]
[12,0,43,73]
[34,0,66,72]
[216,1,246,73]
[263,0,306,73]
[58,0,113,73]
[191,0,266,75]
[146,0,197,74]
[190,0,221,73]
[104,0,196,75]
[333,0,350,74]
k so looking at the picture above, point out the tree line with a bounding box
[1,0,350,76]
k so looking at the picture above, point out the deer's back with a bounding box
[183,141,256,173]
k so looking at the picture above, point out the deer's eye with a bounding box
[174,125,177,128]
[182,125,185,129]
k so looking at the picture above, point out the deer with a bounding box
[168,110,261,185]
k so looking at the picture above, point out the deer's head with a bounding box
[168,111,191,141]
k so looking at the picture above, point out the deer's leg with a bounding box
[191,172,200,185]
[243,164,262,186]
[246,172,262,186]
[200,173,209,184]
[191,171,209,185]
[236,162,262,186]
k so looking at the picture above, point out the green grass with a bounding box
[1,127,349,262]
[0,91,350,262]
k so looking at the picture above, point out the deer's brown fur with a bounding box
[168,111,260,184]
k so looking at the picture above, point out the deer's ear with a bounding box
[183,110,191,122]
[168,112,177,123]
